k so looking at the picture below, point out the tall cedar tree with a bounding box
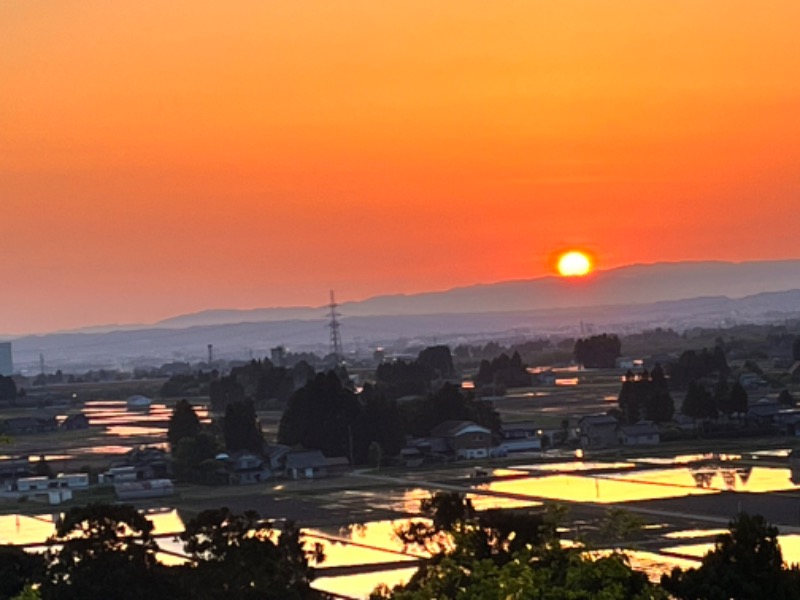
[617,366,674,424]
[682,381,717,421]
[279,371,361,458]
[223,401,264,454]
[167,399,201,451]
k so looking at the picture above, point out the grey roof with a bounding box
[265,444,290,459]
[285,450,327,470]
[430,420,490,438]
[748,403,781,416]
[579,415,618,427]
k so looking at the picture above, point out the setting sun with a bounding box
[557,251,593,277]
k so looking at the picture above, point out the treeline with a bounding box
[278,376,499,464]
[616,365,674,424]
[375,345,456,400]
[0,504,322,600]
[474,351,530,389]
[167,397,267,483]
[373,494,800,600]
[208,359,317,410]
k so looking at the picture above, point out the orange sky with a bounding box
[2,1,799,334]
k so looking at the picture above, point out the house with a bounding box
[499,422,542,453]
[263,444,291,472]
[747,402,782,427]
[0,458,34,485]
[228,452,271,485]
[115,479,174,501]
[284,450,349,479]
[578,415,619,449]
[429,420,492,460]
[110,446,170,480]
[16,476,50,493]
[619,422,660,446]
[739,373,767,390]
[56,473,90,488]
[98,466,138,484]
[61,413,90,431]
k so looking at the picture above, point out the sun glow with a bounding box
[557,251,592,277]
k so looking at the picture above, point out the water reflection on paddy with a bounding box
[484,472,719,504]
[631,453,741,465]
[313,567,418,599]
[608,466,800,494]
[514,462,634,473]
[618,550,700,581]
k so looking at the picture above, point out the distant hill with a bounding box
[5,259,800,371]
[153,259,800,328]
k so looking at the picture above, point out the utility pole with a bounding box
[328,290,344,364]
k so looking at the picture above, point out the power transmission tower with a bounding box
[328,290,344,364]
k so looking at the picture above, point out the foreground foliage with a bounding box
[0,503,324,600]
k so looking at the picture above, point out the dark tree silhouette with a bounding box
[662,513,800,600]
[0,545,45,599]
[617,369,674,424]
[779,389,795,406]
[209,376,245,411]
[0,375,16,404]
[574,334,622,368]
[474,352,530,388]
[223,401,264,454]
[279,371,361,458]
[178,508,322,599]
[416,346,456,379]
[42,504,172,600]
[168,399,201,451]
[682,381,716,421]
[729,382,749,417]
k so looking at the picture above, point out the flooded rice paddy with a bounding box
[5,449,800,598]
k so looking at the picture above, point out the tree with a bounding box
[617,370,673,424]
[223,401,263,454]
[682,381,716,421]
[279,371,362,459]
[178,508,323,599]
[0,545,45,599]
[662,513,800,600]
[713,376,732,416]
[729,382,749,417]
[367,441,383,469]
[172,431,224,484]
[416,346,455,379]
[474,352,530,389]
[167,399,201,451]
[209,375,245,411]
[373,543,664,600]
[778,389,795,406]
[395,492,551,565]
[793,337,800,362]
[574,334,622,369]
[354,385,405,462]
[42,504,172,600]
[0,375,16,404]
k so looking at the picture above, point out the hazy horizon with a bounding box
[3,258,800,338]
